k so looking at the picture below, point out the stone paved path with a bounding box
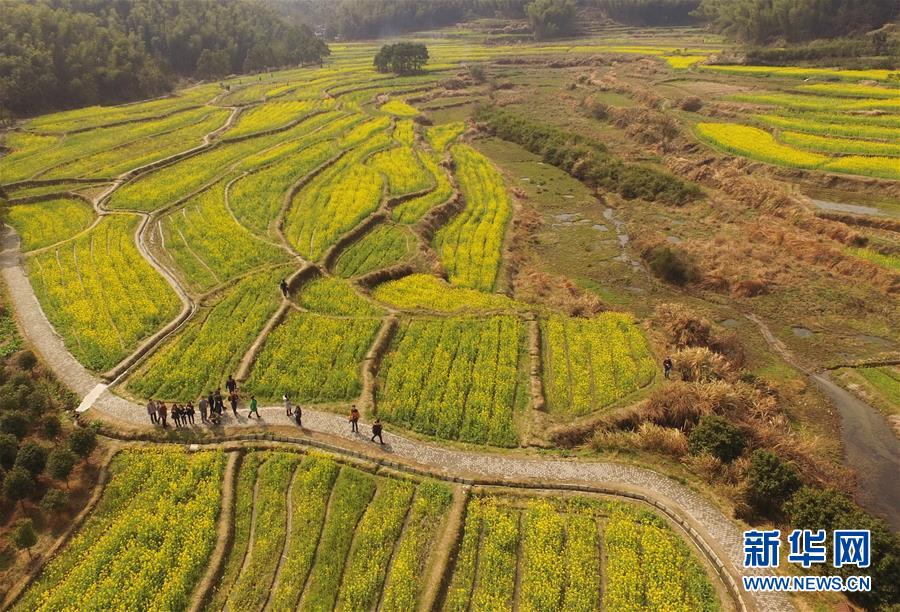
[1,226,792,611]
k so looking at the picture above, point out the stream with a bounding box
[746,315,900,531]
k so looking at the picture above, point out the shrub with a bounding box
[40,414,61,439]
[40,488,69,514]
[0,433,18,469]
[747,450,801,517]
[583,96,610,120]
[643,245,697,285]
[2,466,34,506]
[786,487,900,610]
[69,427,97,460]
[11,519,37,557]
[689,415,746,462]
[14,350,37,371]
[673,347,732,382]
[47,448,77,485]
[680,96,702,112]
[0,412,29,439]
[14,442,47,476]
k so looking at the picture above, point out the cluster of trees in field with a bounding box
[0,0,328,115]
[695,0,899,44]
[374,43,430,74]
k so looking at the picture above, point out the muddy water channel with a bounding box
[747,316,900,529]
[810,373,900,531]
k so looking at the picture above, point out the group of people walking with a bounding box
[144,375,386,445]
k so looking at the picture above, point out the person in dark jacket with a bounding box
[229,392,239,417]
[199,396,209,422]
[293,403,302,428]
[158,402,168,428]
[663,356,673,379]
[371,419,384,445]
[185,401,195,425]
[280,278,289,297]
[226,375,237,395]
[349,406,360,433]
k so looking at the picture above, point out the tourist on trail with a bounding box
[147,399,158,425]
[371,419,384,445]
[280,278,289,297]
[199,396,209,422]
[186,401,196,425]
[214,389,225,417]
[294,403,303,428]
[207,390,215,415]
[173,404,183,428]
[226,375,237,395]
[349,406,360,433]
[158,402,168,428]
[248,396,260,419]
[284,394,292,417]
[663,356,673,380]
[229,392,239,417]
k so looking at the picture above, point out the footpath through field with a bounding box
[0,226,791,612]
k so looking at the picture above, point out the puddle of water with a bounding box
[554,212,581,222]
[856,334,892,348]
[792,326,813,338]
[666,235,682,244]
[563,194,574,199]
[810,198,885,217]
[592,224,609,232]
[719,318,739,328]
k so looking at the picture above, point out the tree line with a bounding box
[695,0,899,44]
[0,0,329,115]
[267,0,530,40]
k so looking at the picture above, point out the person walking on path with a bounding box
[173,404,183,428]
[248,396,260,419]
[349,406,360,433]
[199,396,208,422]
[214,389,225,418]
[229,392,239,418]
[293,403,302,428]
[371,419,384,445]
[663,356,673,380]
[158,402,168,428]
[147,400,158,425]
[207,391,215,416]
[186,401,195,425]
[226,375,237,396]
[280,278,289,297]
[284,394,292,417]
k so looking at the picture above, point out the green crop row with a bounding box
[334,224,414,278]
[160,180,287,292]
[128,268,287,401]
[435,144,511,292]
[298,276,384,317]
[541,313,656,416]
[16,448,225,611]
[246,312,380,402]
[6,198,95,252]
[378,316,526,446]
[26,214,181,371]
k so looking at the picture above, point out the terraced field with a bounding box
[12,447,724,612]
[689,68,900,180]
[1,34,700,447]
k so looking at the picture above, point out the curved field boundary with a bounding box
[2,177,108,191]
[5,191,96,207]
[359,315,399,413]
[188,450,240,612]
[0,444,118,611]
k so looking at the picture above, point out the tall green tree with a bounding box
[526,0,578,39]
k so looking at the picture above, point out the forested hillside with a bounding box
[0,0,328,115]
[266,0,529,39]
[696,0,898,43]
